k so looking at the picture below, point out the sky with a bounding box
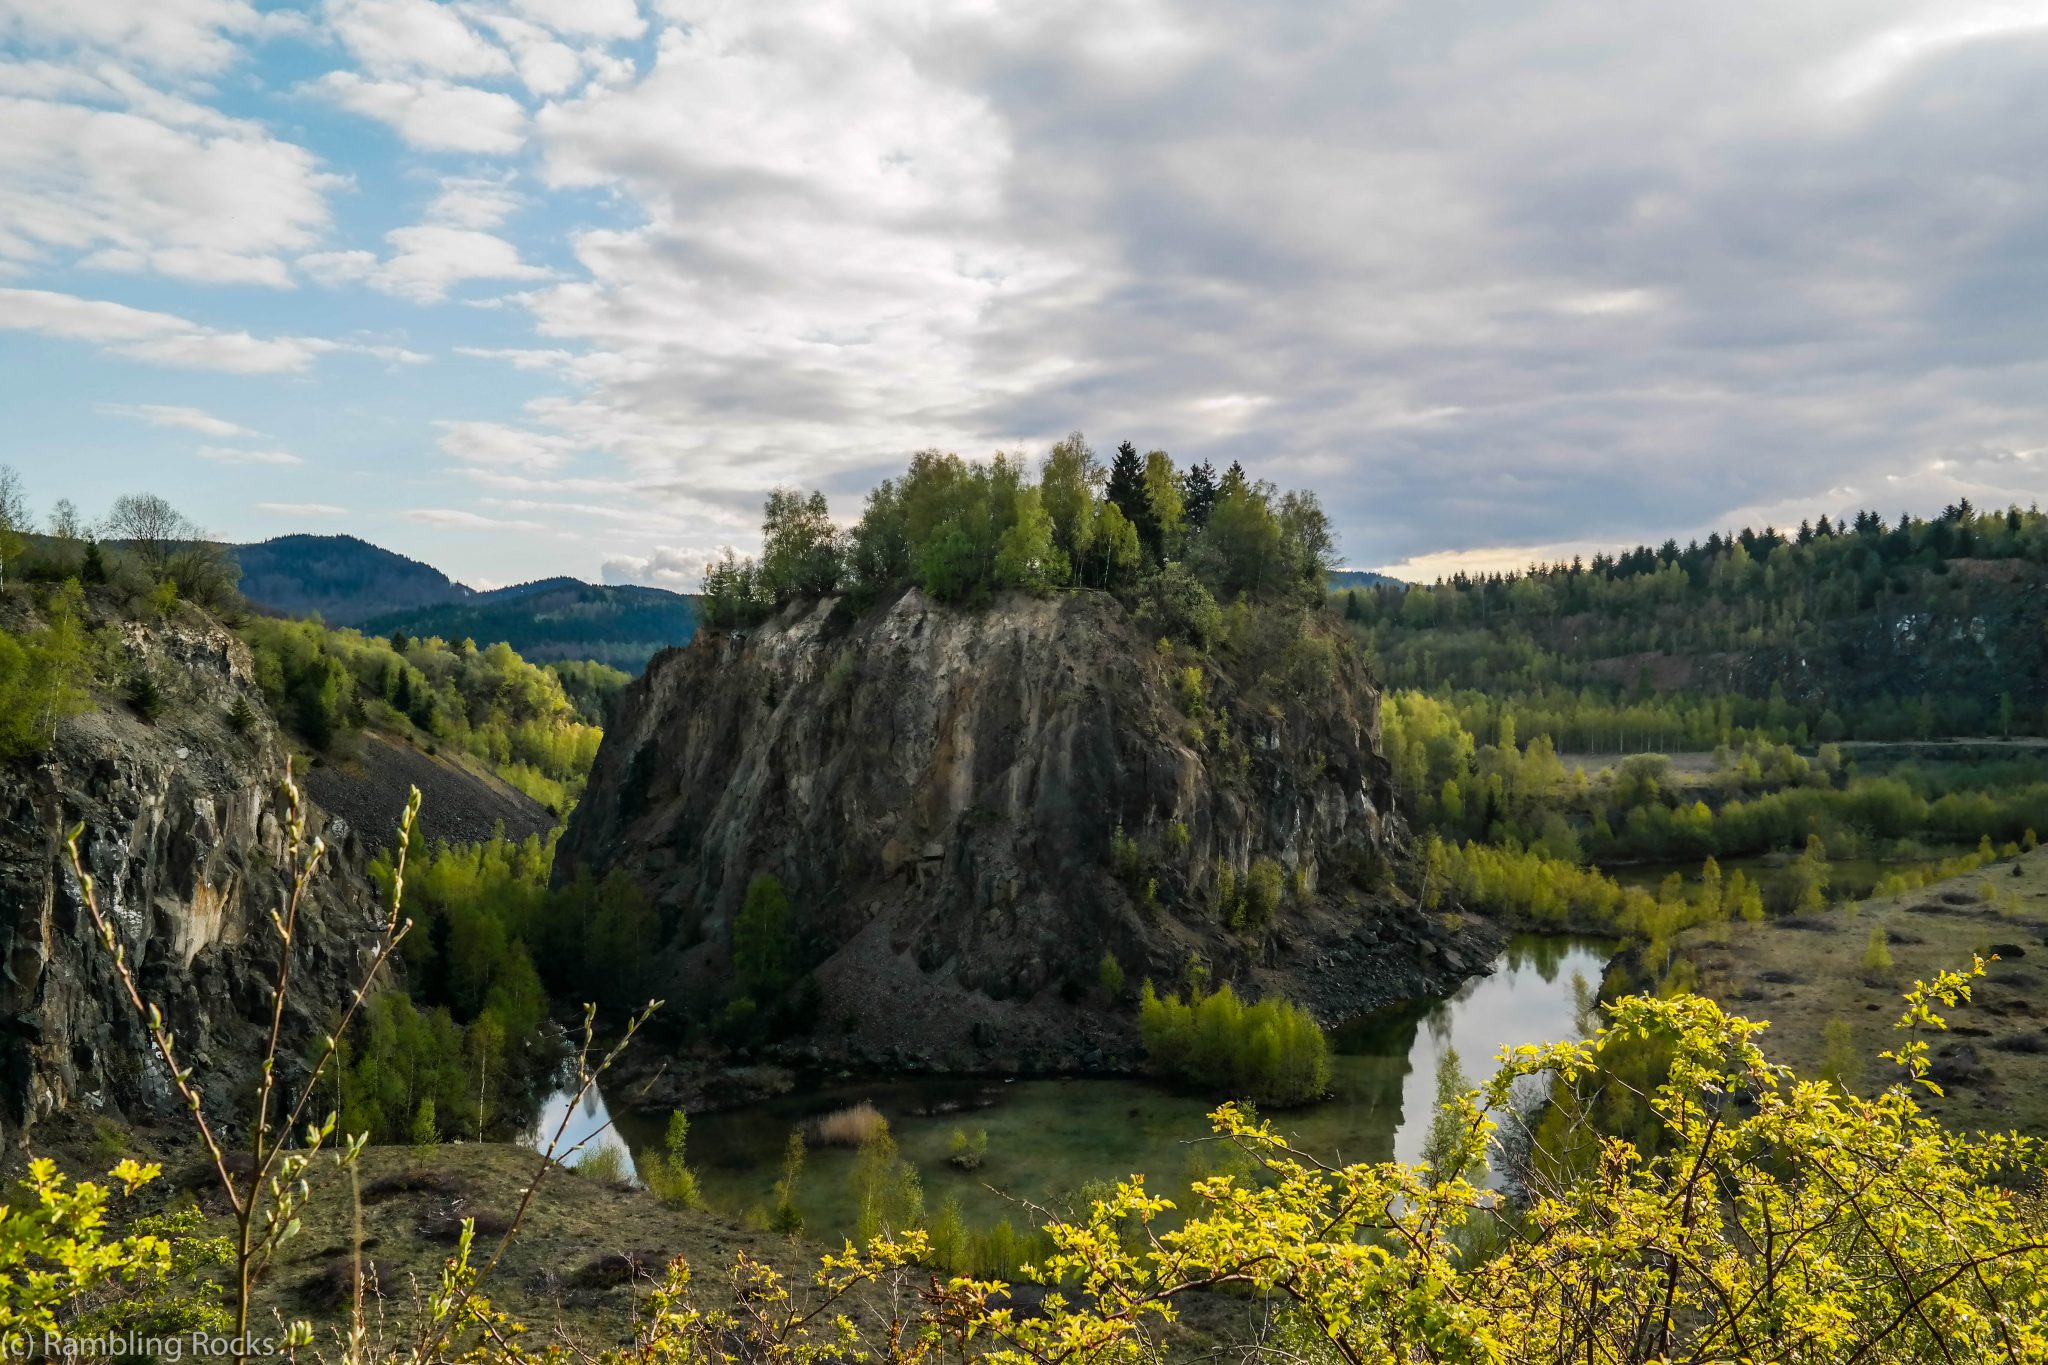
[1,0,2044,591]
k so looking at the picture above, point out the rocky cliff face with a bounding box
[559,589,1488,1071]
[0,612,386,1145]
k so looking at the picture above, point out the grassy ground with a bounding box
[1670,843,2048,1134]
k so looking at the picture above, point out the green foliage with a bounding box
[1097,950,1126,1001]
[1237,857,1284,929]
[734,872,796,1000]
[241,615,604,806]
[704,437,1340,619]
[1137,980,1330,1105]
[1419,1046,1482,1183]
[410,1095,439,1147]
[849,1120,922,1247]
[0,1159,171,1334]
[945,1127,989,1172]
[770,1129,806,1235]
[643,1111,702,1208]
[1863,924,1894,977]
[1821,1015,1861,1092]
[572,1145,629,1184]
[0,586,95,758]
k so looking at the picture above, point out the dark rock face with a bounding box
[0,616,385,1143]
[559,589,1483,1070]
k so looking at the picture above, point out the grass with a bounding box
[1670,843,2048,1134]
[811,1102,887,1147]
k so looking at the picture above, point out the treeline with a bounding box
[1357,498,2047,634]
[1348,498,2048,739]
[1385,689,2047,869]
[239,617,607,812]
[334,833,661,1143]
[701,437,1336,626]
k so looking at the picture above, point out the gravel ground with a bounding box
[305,731,556,852]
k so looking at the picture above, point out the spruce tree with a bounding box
[1181,460,1218,532]
[1104,442,1157,556]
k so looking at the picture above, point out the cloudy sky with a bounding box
[2,0,2044,589]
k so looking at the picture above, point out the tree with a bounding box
[993,488,1063,591]
[0,464,26,587]
[1419,1047,1481,1182]
[1105,441,1159,558]
[46,498,83,542]
[101,493,192,578]
[1181,460,1218,532]
[1040,432,1099,570]
[1142,450,1185,559]
[758,488,842,602]
[734,873,795,999]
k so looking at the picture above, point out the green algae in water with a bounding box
[544,935,1615,1243]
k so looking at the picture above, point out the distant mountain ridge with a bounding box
[233,534,470,624]
[229,534,696,673]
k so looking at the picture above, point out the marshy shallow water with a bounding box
[530,934,1614,1242]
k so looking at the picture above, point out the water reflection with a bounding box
[533,934,1614,1238]
[528,1080,639,1183]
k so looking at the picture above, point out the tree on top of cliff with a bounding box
[698,438,1337,629]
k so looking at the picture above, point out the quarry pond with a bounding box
[530,934,1616,1243]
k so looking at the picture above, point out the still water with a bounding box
[531,935,1613,1241]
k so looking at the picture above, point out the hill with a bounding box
[231,534,470,625]
[1328,568,1405,590]
[365,579,696,674]
[230,537,697,673]
[1348,502,2048,743]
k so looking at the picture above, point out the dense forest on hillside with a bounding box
[363,579,696,673]
[1344,499,2048,742]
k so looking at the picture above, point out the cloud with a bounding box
[313,72,528,153]
[98,402,259,437]
[0,287,426,372]
[601,544,712,592]
[197,444,303,465]
[307,224,548,302]
[401,507,545,529]
[426,174,522,229]
[323,0,511,79]
[256,501,349,517]
[0,0,289,75]
[434,419,580,470]
[0,82,339,286]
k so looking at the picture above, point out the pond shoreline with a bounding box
[533,932,1621,1241]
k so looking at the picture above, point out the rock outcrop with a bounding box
[0,611,386,1144]
[559,589,1487,1071]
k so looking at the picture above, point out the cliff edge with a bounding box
[558,588,1489,1072]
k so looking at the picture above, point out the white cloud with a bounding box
[197,444,303,465]
[401,507,545,529]
[314,72,528,154]
[0,0,286,75]
[0,287,425,372]
[256,501,349,516]
[323,0,511,79]
[427,174,522,229]
[302,219,546,302]
[508,0,643,43]
[98,402,259,437]
[601,544,711,591]
[0,88,338,287]
[435,419,580,470]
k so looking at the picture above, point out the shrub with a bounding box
[1098,951,1127,1001]
[1863,926,1894,981]
[1138,980,1330,1105]
[572,1145,628,1185]
[642,1110,701,1208]
[946,1128,989,1172]
[812,1101,886,1147]
[1237,857,1284,929]
[771,1129,806,1235]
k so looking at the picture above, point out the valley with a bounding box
[0,466,2044,1358]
